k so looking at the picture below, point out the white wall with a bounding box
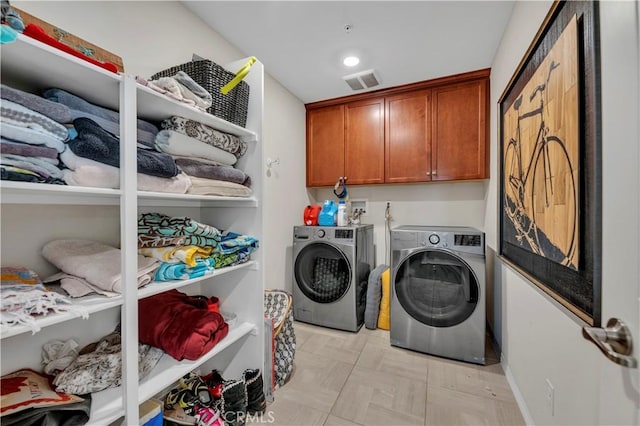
[311,181,488,266]
[12,1,310,294]
[487,2,639,425]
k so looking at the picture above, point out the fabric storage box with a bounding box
[264,289,296,390]
[150,59,250,127]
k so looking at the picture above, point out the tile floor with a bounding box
[257,321,525,426]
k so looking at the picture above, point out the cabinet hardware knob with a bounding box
[426,171,431,176]
[432,170,437,176]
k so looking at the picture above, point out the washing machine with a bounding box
[292,225,374,332]
[390,225,485,364]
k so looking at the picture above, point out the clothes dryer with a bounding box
[390,226,486,364]
[292,225,374,332]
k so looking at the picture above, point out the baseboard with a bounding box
[501,355,536,426]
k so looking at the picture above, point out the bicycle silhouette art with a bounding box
[503,60,578,269]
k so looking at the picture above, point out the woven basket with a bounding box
[150,60,250,127]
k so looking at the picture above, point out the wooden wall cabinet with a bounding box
[306,98,384,187]
[306,69,489,187]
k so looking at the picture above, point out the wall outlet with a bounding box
[545,378,555,416]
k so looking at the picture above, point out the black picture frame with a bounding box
[498,0,601,325]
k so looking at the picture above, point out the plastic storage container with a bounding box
[337,201,348,226]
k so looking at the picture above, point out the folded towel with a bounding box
[68,108,157,149]
[0,121,66,152]
[41,239,159,294]
[187,176,252,197]
[1,84,71,123]
[169,154,228,167]
[69,117,179,178]
[60,147,191,193]
[155,130,236,166]
[1,165,65,184]
[154,258,215,281]
[211,249,251,269]
[45,271,154,298]
[216,231,259,255]
[174,71,213,106]
[1,138,59,159]
[1,154,62,179]
[139,76,210,111]
[42,88,159,135]
[138,212,221,239]
[161,116,247,157]
[139,245,213,267]
[1,99,68,140]
[175,157,251,186]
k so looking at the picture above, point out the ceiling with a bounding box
[183,1,515,104]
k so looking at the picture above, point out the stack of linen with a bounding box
[42,88,192,193]
[155,116,252,197]
[138,212,259,282]
[0,85,69,184]
[136,71,213,112]
[41,239,160,298]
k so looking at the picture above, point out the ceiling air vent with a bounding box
[342,69,380,90]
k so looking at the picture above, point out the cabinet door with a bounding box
[306,105,345,187]
[385,90,432,183]
[345,98,384,184]
[431,79,488,181]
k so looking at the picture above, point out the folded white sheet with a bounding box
[155,130,237,166]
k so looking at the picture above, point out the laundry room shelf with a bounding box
[0,294,123,340]
[0,181,122,205]
[0,34,121,110]
[136,84,258,142]
[137,191,258,208]
[89,321,257,423]
[138,261,257,299]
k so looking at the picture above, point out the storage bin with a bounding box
[150,59,250,127]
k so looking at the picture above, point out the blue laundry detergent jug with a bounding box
[318,200,338,226]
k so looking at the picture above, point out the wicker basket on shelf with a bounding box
[150,59,250,127]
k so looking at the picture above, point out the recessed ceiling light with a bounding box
[343,56,360,67]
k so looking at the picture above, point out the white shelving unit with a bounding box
[0,34,264,425]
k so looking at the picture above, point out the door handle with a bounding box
[582,318,637,368]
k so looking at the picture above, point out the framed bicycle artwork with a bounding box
[499,0,601,325]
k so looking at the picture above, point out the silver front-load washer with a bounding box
[293,225,374,332]
[390,226,485,364]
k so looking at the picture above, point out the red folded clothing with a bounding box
[22,24,118,74]
[138,289,229,361]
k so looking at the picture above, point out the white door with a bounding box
[593,2,640,424]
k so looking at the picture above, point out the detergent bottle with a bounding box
[318,200,338,226]
[337,201,348,226]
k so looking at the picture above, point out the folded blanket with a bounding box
[69,117,179,178]
[1,138,59,159]
[1,99,68,140]
[211,249,251,269]
[41,239,159,294]
[176,157,251,186]
[45,271,154,298]
[139,245,213,267]
[60,148,191,193]
[0,121,66,152]
[138,76,210,111]
[68,108,157,149]
[1,165,65,185]
[138,212,221,239]
[161,116,247,158]
[187,176,252,197]
[138,290,228,361]
[155,130,237,166]
[154,258,215,281]
[170,154,228,167]
[1,154,62,179]
[215,231,259,255]
[42,88,159,135]
[1,84,71,123]
[174,71,213,105]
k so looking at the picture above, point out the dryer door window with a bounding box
[395,250,478,327]
[294,242,352,303]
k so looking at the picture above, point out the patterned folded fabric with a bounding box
[1,165,65,185]
[1,138,59,159]
[1,154,62,179]
[1,84,72,123]
[215,231,259,255]
[138,212,221,239]
[139,245,213,267]
[161,116,247,158]
[154,258,215,281]
[1,99,68,140]
[211,249,252,269]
